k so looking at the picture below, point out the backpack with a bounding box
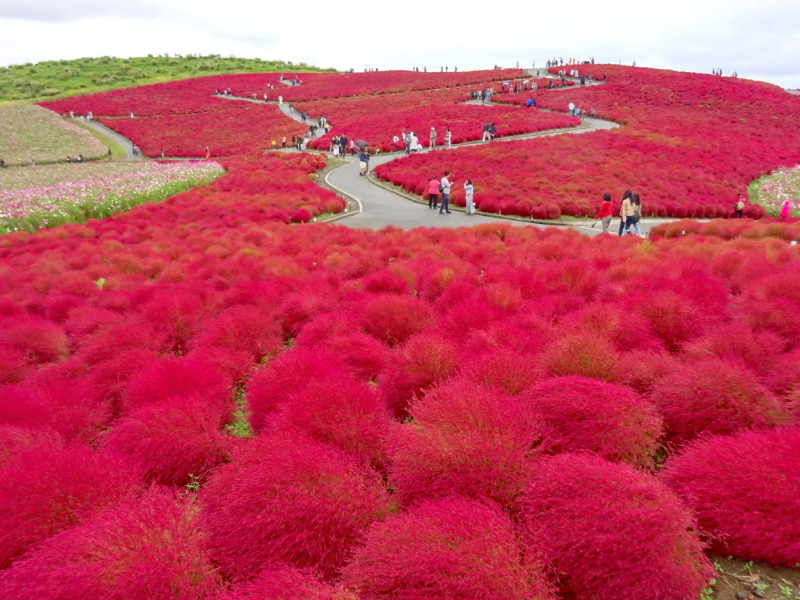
[438,183,444,193]
[632,204,641,223]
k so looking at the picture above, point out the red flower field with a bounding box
[2,65,800,598]
[375,65,800,218]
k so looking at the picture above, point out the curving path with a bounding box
[216,91,669,236]
[325,115,621,233]
[70,117,142,161]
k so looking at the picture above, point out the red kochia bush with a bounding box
[0,315,69,364]
[648,357,787,446]
[218,565,357,600]
[0,345,31,385]
[0,425,61,466]
[266,372,391,470]
[0,487,218,600]
[661,426,800,567]
[342,497,555,600]
[122,356,233,416]
[0,379,112,444]
[101,396,231,487]
[246,348,349,432]
[521,376,664,469]
[0,440,141,568]
[539,330,621,381]
[518,454,714,600]
[379,332,460,418]
[390,379,541,509]
[201,433,392,581]
[360,293,435,346]
[188,304,285,362]
[459,347,542,395]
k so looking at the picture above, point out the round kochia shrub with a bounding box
[100,395,232,487]
[0,440,141,568]
[360,293,435,346]
[389,379,541,509]
[0,487,218,600]
[648,357,787,445]
[539,330,621,381]
[379,332,460,418]
[122,355,233,416]
[246,347,348,432]
[200,433,392,581]
[661,426,800,567]
[218,565,357,600]
[266,372,391,470]
[342,497,555,600]
[459,347,542,395]
[518,454,714,600]
[521,376,664,469]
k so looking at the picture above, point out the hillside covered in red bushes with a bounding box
[3,65,798,598]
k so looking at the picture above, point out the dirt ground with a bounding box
[711,557,800,600]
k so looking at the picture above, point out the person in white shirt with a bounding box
[439,172,453,214]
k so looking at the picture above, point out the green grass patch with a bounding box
[0,103,108,165]
[70,119,126,160]
[224,385,254,438]
[0,55,336,103]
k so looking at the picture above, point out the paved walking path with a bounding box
[70,118,142,161]
[212,91,672,236]
[324,114,620,233]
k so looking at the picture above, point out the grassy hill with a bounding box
[0,55,335,103]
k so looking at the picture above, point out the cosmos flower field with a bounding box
[0,65,799,599]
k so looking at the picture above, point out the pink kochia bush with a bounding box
[265,372,391,470]
[540,330,621,381]
[661,426,800,567]
[245,348,350,432]
[200,433,392,581]
[360,293,435,346]
[122,355,233,417]
[518,454,714,600]
[521,376,664,469]
[342,497,555,600]
[218,564,357,600]
[0,379,112,444]
[0,487,219,600]
[100,396,232,487]
[379,332,460,418]
[389,379,541,509]
[0,439,141,568]
[648,357,787,446]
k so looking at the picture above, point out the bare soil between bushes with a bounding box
[710,557,800,600]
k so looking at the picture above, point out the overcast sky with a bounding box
[1,0,798,88]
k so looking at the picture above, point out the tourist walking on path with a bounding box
[464,179,475,214]
[631,194,644,237]
[439,172,453,214]
[445,128,452,149]
[430,127,437,150]
[781,199,792,219]
[358,147,370,176]
[427,175,440,210]
[594,193,614,233]
[618,190,635,235]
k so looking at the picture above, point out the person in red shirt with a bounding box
[594,193,614,233]
[427,175,441,210]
